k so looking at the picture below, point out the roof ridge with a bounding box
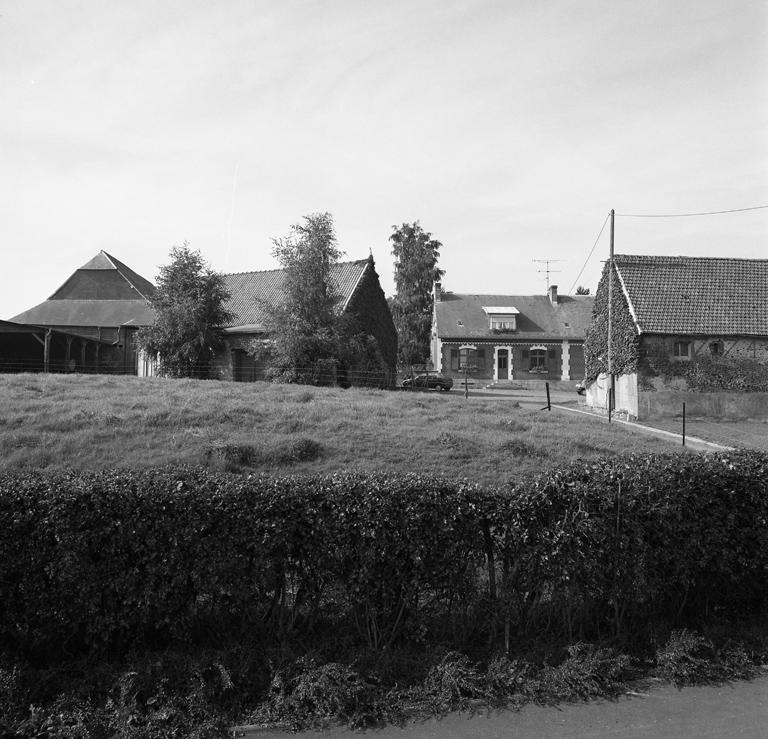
[615,253,768,263]
[223,258,369,278]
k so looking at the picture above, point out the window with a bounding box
[709,341,723,357]
[476,349,486,370]
[491,318,515,331]
[673,341,690,359]
[530,348,547,372]
[450,349,460,371]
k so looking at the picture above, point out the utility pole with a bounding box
[607,209,615,423]
[532,259,563,290]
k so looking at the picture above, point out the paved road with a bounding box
[236,673,768,738]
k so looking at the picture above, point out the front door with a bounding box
[497,349,509,381]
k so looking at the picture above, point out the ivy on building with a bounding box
[584,262,640,384]
[640,354,768,393]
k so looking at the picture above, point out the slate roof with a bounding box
[11,300,155,327]
[613,255,768,336]
[435,293,594,341]
[222,259,370,331]
[10,251,155,327]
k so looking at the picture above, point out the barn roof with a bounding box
[435,292,594,341]
[613,255,768,335]
[222,259,370,331]
[10,251,155,328]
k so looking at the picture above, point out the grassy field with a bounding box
[0,373,685,485]
[638,416,768,451]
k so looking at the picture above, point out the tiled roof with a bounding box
[222,259,369,330]
[614,255,768,335]
[49,251,156,301]
[11,300,156,327]
[10,251,156,327]
[435,293,594,341]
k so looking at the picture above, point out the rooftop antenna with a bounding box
[532,259,564,290]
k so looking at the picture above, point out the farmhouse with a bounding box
[8,251,155,374]
[584,255,768,419]
[430,282,594,383]
[212,256,397,385]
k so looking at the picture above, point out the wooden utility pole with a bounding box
[607,209,615,423]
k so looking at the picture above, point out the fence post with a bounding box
[545,381,551,411]
[682,402,686,447]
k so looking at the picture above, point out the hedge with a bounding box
[2,452,768,660]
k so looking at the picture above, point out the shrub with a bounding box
[422,652,484,712]
[535,644,631,702]
[2,452,767,662]
[655,630,757,686]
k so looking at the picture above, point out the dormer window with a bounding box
[483,306,519,332]
[491,317,516,331]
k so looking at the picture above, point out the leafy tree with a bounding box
[576,285,591,295]
[137,243,233,378]
[261,212,345,384]
[389,222,444,368]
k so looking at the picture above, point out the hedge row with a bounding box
[2,451,768,659]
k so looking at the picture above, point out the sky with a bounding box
[1,0,766,319]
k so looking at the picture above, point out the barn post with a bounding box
[43,329,51,373]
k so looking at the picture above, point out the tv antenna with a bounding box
[532,259,564,290]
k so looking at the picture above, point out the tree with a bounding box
[576,285,591,295]
[389,222,444,368]
[137,243,233,378]
[261,212,345,384]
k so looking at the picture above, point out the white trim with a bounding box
[342,260,369,312]
[561,340,570,380]
[493,345,513,381]
[613,263,642,334]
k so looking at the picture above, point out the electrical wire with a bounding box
[567,212,610,295]
[616,204,768,218]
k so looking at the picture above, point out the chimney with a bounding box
[548,284,558,305]
[433,281,442,302]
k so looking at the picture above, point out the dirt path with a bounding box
[237,673,768,738]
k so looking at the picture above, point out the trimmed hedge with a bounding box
[2,452,768,660]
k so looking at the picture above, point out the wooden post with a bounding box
[43,330,51,373]
[682,402,686,447]
[545,381,551,411]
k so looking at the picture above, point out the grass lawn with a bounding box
[0,373,684,485]
[638,416,768,451]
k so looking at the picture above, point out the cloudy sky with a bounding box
[1,0,766,319]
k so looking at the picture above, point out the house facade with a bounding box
[430,283,594,383]
[585,255,768,419]
[212,256,398,386]
[8,251,155,374]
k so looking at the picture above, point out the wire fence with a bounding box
[0,358,419,389]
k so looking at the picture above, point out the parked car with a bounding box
[402,373,453,391]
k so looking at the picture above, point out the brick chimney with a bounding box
[548,284,558,305]
[433,281,442,303]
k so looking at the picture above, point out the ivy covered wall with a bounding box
[584,262,640,384]
[343,257,398,386]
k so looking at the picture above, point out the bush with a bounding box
[655,629,757,686]
[3,452,768,660]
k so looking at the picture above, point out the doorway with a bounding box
[496,348,510,381]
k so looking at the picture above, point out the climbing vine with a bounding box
[584,262,640,384]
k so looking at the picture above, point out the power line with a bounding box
[567,212,610,295]
[616,204,768,218]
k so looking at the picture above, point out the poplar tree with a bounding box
[389,222,444,368]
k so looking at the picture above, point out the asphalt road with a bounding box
[237,673,768,738]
